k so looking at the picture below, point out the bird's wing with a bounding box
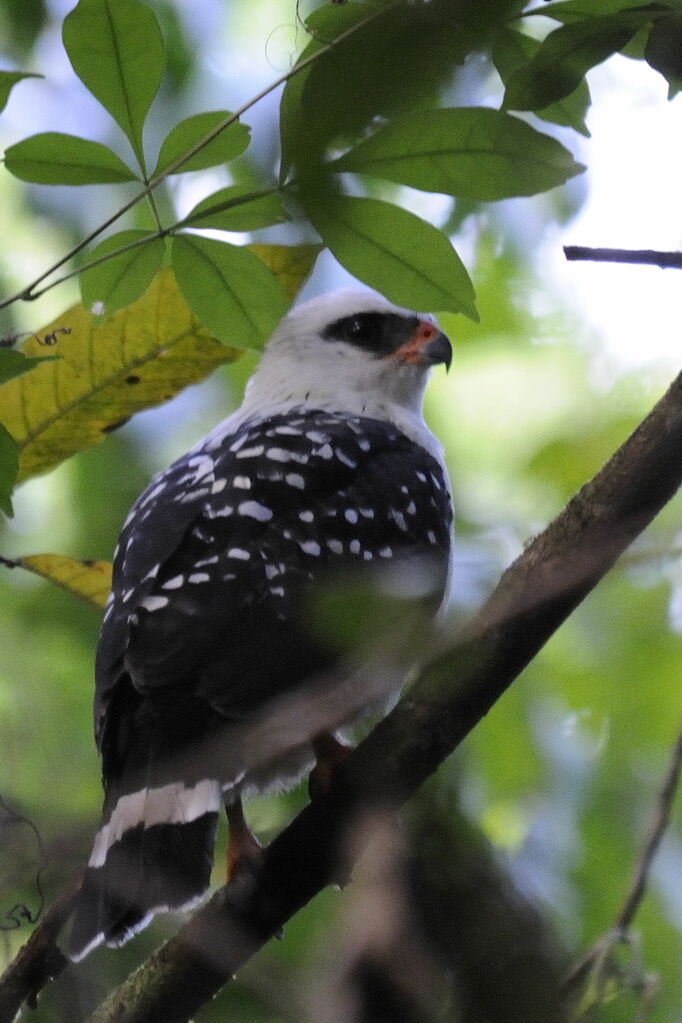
[95,407,452,769]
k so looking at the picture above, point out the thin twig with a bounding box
[564,720,682,992]
[564,246,682,269]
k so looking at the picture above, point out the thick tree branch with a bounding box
[81,370,682,1023]
[564,246,682,269]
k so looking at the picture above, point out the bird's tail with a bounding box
[67,774,221,961]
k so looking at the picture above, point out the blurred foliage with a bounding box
[0,1,680,1022]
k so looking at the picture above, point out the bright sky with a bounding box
[559,56,682,370]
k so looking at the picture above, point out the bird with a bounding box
[67,289,454,961]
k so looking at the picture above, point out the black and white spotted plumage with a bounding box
[68,290,454,960]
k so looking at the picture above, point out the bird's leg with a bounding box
[225,797,263,879]
[309,731,352,801]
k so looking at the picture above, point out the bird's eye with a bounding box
[343,314,381,346]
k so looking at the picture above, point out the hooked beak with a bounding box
[393,320,452,372]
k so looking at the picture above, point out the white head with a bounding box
[241,290,451,428]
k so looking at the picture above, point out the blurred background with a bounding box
[0,1,680,1020]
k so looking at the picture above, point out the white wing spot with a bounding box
[406,501,417,515]
[335,448,357,469]
[270,586,285,596]
[233,475,251,490]
[299,510,314,523]
[139,595,169,612]
[236,445,265,459]
[206,505,233,518]
[359,508,375,519]
[274,425,302,436]
[391,509,408,531]
[305,430,330,443]
[349,540,361,555]
[378,546,393,558]
[416,471,427,483]
[315,444,333,460]
[299,540,321,556]
[195,555,219,567]
[142,564,160,582]
[238,500,273,521]
[427,530,437,544]
[266,447,308,464]
[358,438,371,452]
[345,509,358,524]
[228,548,251,560]
[285,472,305,489]
[327,539,343,554]
[211,478,227,494]
[188,572,210,583]
[162,575,184,590]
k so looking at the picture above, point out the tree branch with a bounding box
[80,369,682,1023]
[0,874,81,1023]
[564,246,682,269]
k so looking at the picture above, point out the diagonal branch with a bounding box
[80,369,682,1023]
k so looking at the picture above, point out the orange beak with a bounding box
[393,319,452,371]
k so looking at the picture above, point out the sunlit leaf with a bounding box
[171,235,288,349]
[4,133,137,185]
[62,0,164,166]
[0,268,241,484]
[332,107,584,199]
[503,12,651,110]
[80,230,165,316]
[0,423,18,516]
[0,350,59,386]
[152,111,250,177]
[249,243,321,304]
[183,186,289,232]
[17,554,112,611]
[0,71,42,114]
[493,28,591,137]
[303,194,478,319]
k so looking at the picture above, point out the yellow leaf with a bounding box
[20,554,112,611]
[251,243,321,304]
[0,268,240,484]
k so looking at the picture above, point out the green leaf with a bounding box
[80,230,165,316]
[0,269,240,483]
[332,108,584,200]
[171,235,288,349]
[0,422,18,516]
[183,186,288,232]
[645,13,682,96]
[0,349,59,386]
[62,0,164,166]
[503,12,652,110]
[538,0,660,23]
[303,194,478,319]
[4,132,137,185]
[0,71,42,114]
[493,27,591,137]
[152,111,251,177]
[280,3,374,180]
